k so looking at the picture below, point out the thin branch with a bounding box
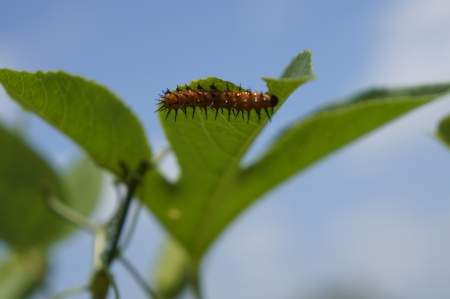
[104,161,150,265]
[151,148,170,165]
[188,261,203,299]
[118,256,164,299]
[93,226,109,271]
[191,277,203,299]
[40,182,97,232]
[119,151,165,251]
[102,265,121,299]
[50,286,89,299]
[119,199,143,251]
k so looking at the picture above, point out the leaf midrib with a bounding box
[190,118,269,256]
[173,123,221,179]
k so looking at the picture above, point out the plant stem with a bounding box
[40,182,97,232]
[105,161,150,266]
[119,256,164,299]
[102,265,120,299]
[188,261,203,299]
[50,286,88,299]
[119,199,143,251]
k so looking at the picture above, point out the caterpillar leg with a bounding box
[256,110,261,123]
[165,109,172,120]
[214,109,219,120]
[264,108,271,122]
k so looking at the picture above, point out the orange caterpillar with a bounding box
[156,83,278,123]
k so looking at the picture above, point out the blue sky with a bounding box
[2,1,450,298]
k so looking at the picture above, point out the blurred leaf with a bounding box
[437,114,450,147]
[145,48,450,261]
[262,49,315,100]
[0,126,101,249]
[58,157,103,236]
[154,239,189,299]
[143,50,315,259]
[0,70,151,176]
[0,250,47,299]
[241,83,450,202]
[0,126,66,249]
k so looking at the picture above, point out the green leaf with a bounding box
[58,156,103,236]
[437,114,450,147]
[262,49,315,100]
[0,70,151,176]
[242,83,450,204]
[154,239,189,299]
[0,126,66,249]
[0,251,47,299]
[0,125,101,249]
[146,51,450,261]
[143,50,315,259]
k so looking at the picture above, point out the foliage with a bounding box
[438,114,450,147]
[0,124,102,298]
[1,50,450,298]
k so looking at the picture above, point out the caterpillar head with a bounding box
[269,94,279,107]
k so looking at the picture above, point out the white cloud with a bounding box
[330,6,450,296]
[349,0,450,173]
[205,212,296,299]
[325,200,450,299]
[364,0,450,86]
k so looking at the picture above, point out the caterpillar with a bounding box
[155,83,279,123]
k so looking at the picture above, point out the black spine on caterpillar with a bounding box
[156,83,278,123]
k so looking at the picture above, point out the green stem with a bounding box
[40,183,97,232]
[50,286,88,299]
[119,256,164,299]
[102,265,120,299]
[119,198,143,251]
[104,161,150,265]
[188,261,203,299]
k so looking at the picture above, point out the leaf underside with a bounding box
[143,50,316,258]
[0,70,151,176]
[145,53,450,260]
[2,51,449,265]
[0,126,66,249]
[437,114,450,148]
[0,251,47,299]
[0,126,103,250]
